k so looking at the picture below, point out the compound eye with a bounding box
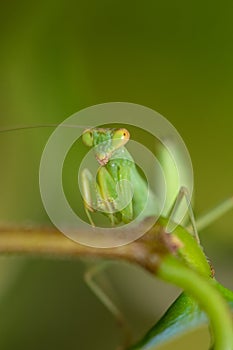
[112,128,130,148]
[82,129,93,147]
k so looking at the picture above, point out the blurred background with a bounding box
[0,1,232,349]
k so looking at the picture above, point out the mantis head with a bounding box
[82,128,130,165]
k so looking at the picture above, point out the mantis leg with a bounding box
[166,190,233,240]
[97,166,120,225]
[97,164,133,224]
[166,186,200,243]
[81,167,120,226]
[84,261,132,349]
[81,167,115,227]
[80,168,97,227]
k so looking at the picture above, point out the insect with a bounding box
[81,127,158,227]
[79,127,201,240]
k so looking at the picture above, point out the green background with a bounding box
[0,1,232,349]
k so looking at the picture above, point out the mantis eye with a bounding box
[112,128,130,148]
[82,129,93,147]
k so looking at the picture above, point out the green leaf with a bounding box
[129,282,233,350]
[128,292,205,350]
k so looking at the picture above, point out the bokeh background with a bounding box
[0,1,232,349]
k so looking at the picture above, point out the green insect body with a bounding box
[81,128,157,226]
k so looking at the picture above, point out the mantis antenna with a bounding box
[0,124,92,133]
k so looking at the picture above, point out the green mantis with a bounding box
[81,127,158,227]
[80,127,197,242]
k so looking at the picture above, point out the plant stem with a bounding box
[0,227,145,262]
[158,255,233,350]
[1,226,233,349]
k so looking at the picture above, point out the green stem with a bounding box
[158,255,233,350]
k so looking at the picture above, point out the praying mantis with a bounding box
[1,122,233,350]
[81,127,158,227]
